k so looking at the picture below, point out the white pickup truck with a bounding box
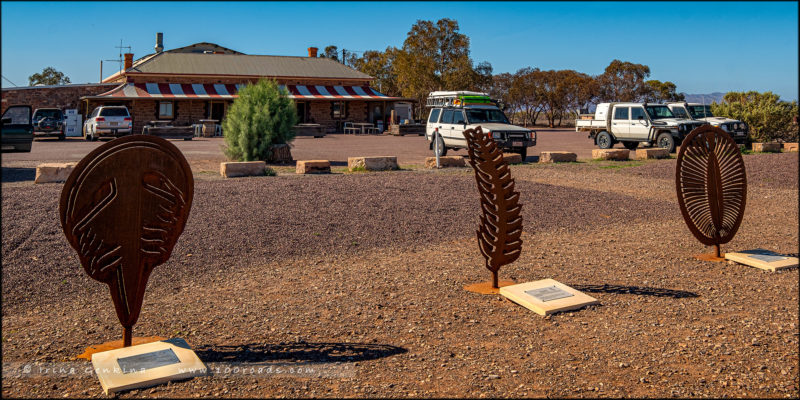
[667,102,748,144]
[575,102,706,153]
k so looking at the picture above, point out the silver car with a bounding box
[83,106,132,141]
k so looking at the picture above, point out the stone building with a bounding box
[82,36,410,135]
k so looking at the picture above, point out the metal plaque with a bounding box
[525,285,574,302]
[676,125,747,258]
[463,126,523,289]
[117,348,181,373]
[59,135,194,347]
[748,253,789,263]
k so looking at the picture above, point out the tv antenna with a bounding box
[100,39,131,81]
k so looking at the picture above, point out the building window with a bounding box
[159,102,174,119]
[332,101,345,119]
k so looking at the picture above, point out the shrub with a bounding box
[711,91,799,143]
[222,79,298,161]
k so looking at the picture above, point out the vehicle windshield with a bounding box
[645,105,675,120]
[671,107,689,119]
[465,108,510,124]
[99,108,129,117]
[687,105,713,118]
[33,109,62,120]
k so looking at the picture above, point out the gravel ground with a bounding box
[2,152,798,398]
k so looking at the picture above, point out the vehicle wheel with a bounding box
[656,132,676,153]
[518,147,528,161]
[83,125,91,141]
[596,131,613,149]
[433,134,447,157]
[90,128,98,141]
[622,141,639,150]
[183,137,192,141]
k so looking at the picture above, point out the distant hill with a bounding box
[682,92,726,104]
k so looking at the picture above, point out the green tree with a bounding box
[393,18,482,117]
[222,79,298,162]
[711,91,799,143]
[350,47,400,96]
[597,60,651,102]
[28,66,71,86]
[320,45,339,61]
[643,80,685,102]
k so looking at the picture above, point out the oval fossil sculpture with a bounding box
[463,126,523,288]
[60,135,194,347]
[676,125,746,259]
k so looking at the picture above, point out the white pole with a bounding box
[434,128,441,168]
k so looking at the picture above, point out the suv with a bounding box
[1,105,34,152]
[83,105,132,140]
[667,102,748,144]
[32,108,65,140]
[425,91,536,159]
[575,102,706,153]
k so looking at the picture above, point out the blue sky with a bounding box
[2,1,798,100]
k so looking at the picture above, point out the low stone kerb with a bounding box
[635,148,670,160]
[348,156,399,171]
[752,142,780,153]
[539,151,577,163]
[35,163,77,184]
[592,149,630,161]
[425,156,466,169]
[296,160,331,174]
[220,161,267,178]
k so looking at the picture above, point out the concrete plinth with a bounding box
[500,279,599,316]
[220,161,267,178]
[348,156,399,171]
[635,148,670,160]
[539,151,577,163]
[425,156,466,169]
[752,142,780,153]
[296,160,331,174]
[592,149,630,161]
[504,153,523,164]
[35,163,77,183]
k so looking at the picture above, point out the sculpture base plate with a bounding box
[77,336,166,360]
[91,337,206,395]
[694,253,727,262]
[725,249,799,271]
[464,280,516,294]
[499,279,599,316]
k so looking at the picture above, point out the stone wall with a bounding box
[306,100,369,131]
[1,83,118,115]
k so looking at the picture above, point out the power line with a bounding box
[1,74,18,87]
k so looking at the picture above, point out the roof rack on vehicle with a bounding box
[426,91,496,108]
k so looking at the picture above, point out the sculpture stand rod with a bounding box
[123,326,132,347]
[714,244,721,258]
[492,271,499,289]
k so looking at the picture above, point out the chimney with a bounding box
[307,47,318,57]
[124,53,133,70]
[155,32,164,53]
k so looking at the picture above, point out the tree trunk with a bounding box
[268,144,293,164]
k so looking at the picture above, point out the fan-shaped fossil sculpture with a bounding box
[676,125,746,260]
[60,135,194,347]
[463,126,523,289]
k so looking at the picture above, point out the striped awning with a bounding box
[86,83,405,100]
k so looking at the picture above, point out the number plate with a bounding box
[110,122,119,126]
[512,141,523,147]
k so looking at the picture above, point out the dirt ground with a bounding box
[1,143,798,398]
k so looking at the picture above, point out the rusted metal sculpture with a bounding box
[463,126,523,288]
[676,125,746,260]
[60,135,194,347]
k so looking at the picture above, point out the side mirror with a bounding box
[1,117,12,125]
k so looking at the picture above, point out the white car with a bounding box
[667,102,748,144]
[83,106,132,141]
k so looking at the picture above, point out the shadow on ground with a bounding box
[195,342,407,363]
[571,284,699,298]
[1,167,35,183]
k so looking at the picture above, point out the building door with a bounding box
[296,102,307,123]
[210,102,225,122]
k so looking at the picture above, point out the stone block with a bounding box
[592,149,630,161]
[348,156,398,171]
[782,142,798,152]
[635,148,670,160]
[220,161,267,178]
[425,156,466,169]
[35,162,77,183]
[752,142,780,153]
[539,151,577,163]
[296,160,331,174]
[504,153,523,164]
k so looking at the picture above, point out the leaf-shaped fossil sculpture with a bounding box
[676,125,746,259]
[60,135,194,346]
[463,126,523,288]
